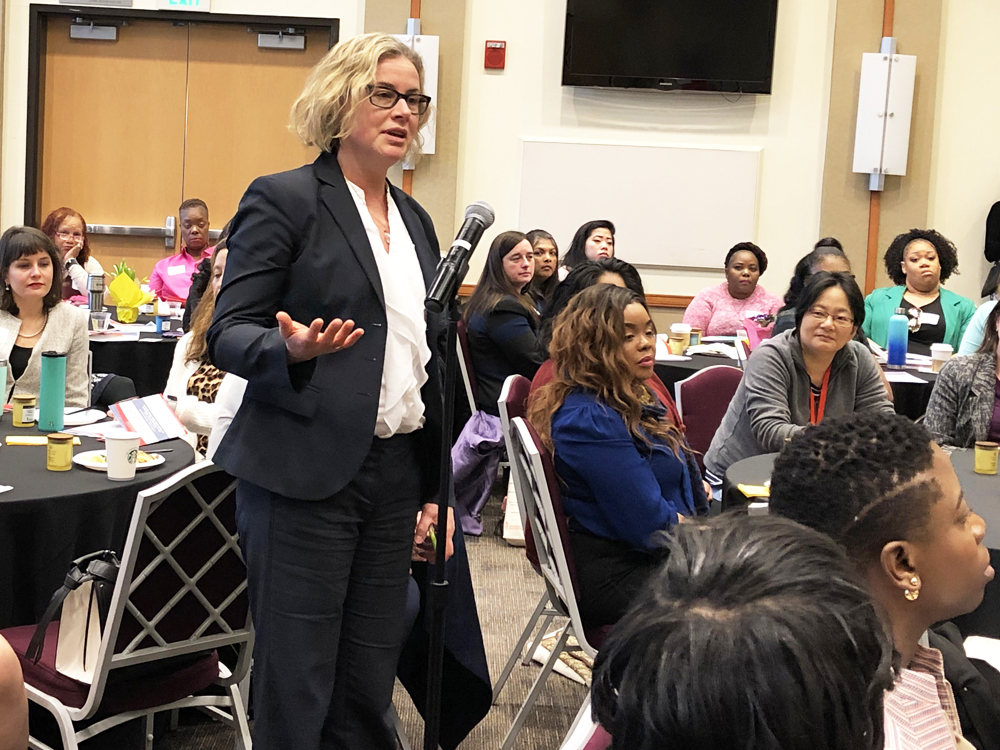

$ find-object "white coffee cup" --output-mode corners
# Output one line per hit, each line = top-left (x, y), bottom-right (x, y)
(105, 430), (141, 481)
(930, 343), (954, 373)
(669, 323), (692, 349)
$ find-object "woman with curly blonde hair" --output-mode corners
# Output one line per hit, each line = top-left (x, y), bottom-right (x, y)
(529, 284), (708, 629)
(207, 33), (450, 750)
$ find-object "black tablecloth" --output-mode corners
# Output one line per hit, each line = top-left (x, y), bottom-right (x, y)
(90, 333), (178, 397)
(656, 355), (937, 420)
(888, 368), (937, 421)
(0, 420), (194, 628)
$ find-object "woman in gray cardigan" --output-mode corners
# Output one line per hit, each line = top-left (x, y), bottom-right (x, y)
(705, 272), (894, 477)
(925, 301), (1000, 448)
(0, 227), (89, 407)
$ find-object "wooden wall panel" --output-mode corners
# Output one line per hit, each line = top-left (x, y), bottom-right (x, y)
(819, 0), (943, 290)
(184, 24), (327, 228)
(39, 17), (188, 279)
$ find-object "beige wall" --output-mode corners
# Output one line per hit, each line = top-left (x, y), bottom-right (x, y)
(454, 0), (839, 299)
(927, 3), (1000, 301)
(819, 0), (997, 304)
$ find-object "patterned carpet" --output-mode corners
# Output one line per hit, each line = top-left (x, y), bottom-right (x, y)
(155, 494), (587, 750)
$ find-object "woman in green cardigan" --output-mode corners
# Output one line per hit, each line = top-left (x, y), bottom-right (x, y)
(863, 228), (976, 353)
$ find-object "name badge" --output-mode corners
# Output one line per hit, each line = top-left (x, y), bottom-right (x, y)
(167, 265), (187, 276)
(918, 312), (940, 326)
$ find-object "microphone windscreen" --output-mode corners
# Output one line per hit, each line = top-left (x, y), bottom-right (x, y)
(465, 201), (495, 228)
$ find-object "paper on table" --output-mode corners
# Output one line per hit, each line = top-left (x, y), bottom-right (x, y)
(109, 321), (155, 331)
(737, 483), (770, 498)
(64, 420), (124, 439)
(110, 394), (189, 445)
(655, 335), (693, 362)
(884, 371), (928, 384)
(90, 331), (140, 342)
(686, 344), (739, 360)
(0, 486), (11, 495)
(964, 636), (1000, 675)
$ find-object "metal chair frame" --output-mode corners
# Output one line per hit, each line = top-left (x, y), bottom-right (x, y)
(501, 417), (598, 750)
(23, 462), (253, 750)
(492, 376), (558, 704)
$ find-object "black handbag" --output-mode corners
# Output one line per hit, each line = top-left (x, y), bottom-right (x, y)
(26, 550), (120, 683)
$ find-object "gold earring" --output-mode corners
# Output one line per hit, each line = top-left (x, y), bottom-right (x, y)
(904, 576), (920, 601)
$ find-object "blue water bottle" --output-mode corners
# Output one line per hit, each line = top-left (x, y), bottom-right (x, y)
(886, 307), (909, 370)
(38, 351), (66, 432)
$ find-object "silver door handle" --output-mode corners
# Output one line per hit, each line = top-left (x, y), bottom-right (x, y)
(86, 216), (176, 248)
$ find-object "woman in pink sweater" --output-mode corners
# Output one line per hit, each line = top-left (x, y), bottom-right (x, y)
(683, 242), (782, 336)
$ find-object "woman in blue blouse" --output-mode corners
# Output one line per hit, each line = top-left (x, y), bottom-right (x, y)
(529, 284), (708, 629)
(464, 231), (542, 417)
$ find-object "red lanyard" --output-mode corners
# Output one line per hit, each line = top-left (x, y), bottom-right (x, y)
(809, 368), (831, 425)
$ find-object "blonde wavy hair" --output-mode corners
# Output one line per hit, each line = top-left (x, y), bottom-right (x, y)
(290, 33), (430, 157)
(528, 284), (688, 458)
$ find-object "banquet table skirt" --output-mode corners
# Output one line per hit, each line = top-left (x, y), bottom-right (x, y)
(0, 421), (195, 628)
(90, 333), (178, 397)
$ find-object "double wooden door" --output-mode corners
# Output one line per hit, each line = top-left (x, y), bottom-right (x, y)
(36, 14), (330, 280)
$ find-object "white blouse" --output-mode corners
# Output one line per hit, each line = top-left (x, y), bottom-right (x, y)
(345, 179), (431, 438)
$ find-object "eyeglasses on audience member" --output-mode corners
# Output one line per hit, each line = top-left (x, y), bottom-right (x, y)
(805, 307), (854, 327)
(367, 85), (431, 115)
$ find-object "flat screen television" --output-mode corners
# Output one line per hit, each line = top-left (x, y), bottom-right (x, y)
(562, 0), (780, 94)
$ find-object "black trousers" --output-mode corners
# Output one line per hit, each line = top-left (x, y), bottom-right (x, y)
(569, 530), (662, 631)
(236, 431), (423, 750)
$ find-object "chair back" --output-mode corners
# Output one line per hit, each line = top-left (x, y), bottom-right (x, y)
(499, 374), (534, 548)
(674, 365), (743, 472)
(456, 318), (478, 414)
(509, 417), (594, 657)
(80, 463), (251, 716)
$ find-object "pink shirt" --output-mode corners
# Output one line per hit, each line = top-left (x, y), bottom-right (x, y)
(884, 644), (965, 750)
(682, 281), (782, 337)
(149, 246), (213, 302)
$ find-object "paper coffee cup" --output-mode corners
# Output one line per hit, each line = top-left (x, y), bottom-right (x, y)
(105, 430), (141, 481)
(930, 343), (953, 373)
(667, 334), (686, 356)
(669, 324), (691, 350)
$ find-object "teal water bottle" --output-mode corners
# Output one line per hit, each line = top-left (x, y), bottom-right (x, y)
(886, 307), (909, 370)
(38, 351), (66, 432)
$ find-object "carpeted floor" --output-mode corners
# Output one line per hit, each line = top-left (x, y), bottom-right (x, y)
(156, 490), (586, 750)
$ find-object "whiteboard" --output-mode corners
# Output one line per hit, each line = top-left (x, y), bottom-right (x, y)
(518, 139), (761, 269)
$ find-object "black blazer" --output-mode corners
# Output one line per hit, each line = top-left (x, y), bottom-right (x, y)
(207, 151), (444, 501)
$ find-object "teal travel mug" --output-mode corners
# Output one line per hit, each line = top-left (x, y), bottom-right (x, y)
(38, 351), (66, 432)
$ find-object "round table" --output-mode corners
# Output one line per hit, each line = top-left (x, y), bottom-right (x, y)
(0, 420), (194, 628)
(90, 333), (178, 397)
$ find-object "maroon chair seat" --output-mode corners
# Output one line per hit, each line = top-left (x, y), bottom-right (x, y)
(3, 621), (219, 716)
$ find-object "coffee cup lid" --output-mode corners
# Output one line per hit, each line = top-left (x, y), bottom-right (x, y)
(930, 343), (953, 352)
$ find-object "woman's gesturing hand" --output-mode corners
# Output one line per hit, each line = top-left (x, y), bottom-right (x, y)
(276, 311), (364, 363)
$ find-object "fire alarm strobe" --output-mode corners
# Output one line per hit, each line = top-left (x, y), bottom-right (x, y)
(485, 40), (506, 70)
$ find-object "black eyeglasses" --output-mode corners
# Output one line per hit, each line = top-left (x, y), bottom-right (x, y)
(367, 85), (431, 116)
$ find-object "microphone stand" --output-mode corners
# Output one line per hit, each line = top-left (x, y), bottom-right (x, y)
(422, 271), (465, 750)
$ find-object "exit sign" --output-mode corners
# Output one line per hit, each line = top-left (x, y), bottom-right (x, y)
(159, 0), (211, 10)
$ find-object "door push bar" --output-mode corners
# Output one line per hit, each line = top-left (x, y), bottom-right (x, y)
(87, 216), (176, 248)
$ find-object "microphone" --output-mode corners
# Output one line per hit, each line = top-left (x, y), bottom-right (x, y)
(424, 201), (495, 314)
